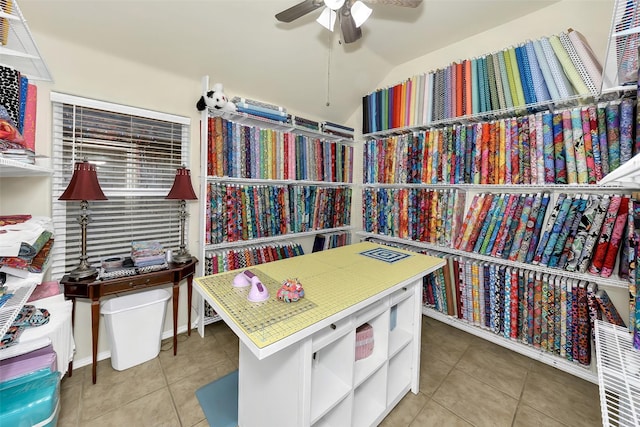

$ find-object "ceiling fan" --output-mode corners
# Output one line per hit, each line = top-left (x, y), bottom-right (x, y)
(275, 0), (423, 44)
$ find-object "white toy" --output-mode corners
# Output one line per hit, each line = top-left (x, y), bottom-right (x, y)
(196, 82), (237, 112)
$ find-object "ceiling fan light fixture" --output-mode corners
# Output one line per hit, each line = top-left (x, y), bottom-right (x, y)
(316, 7), (337, 31)
(351, 1), (372, 28)
(324, 0), (345, 10)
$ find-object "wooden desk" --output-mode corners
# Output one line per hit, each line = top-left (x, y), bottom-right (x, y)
(61, 257), (198, 384)
(194, 243), (444, 426)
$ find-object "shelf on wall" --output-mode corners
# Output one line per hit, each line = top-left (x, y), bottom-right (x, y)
(207, 108), (354, 144)
(0, 1), (52, 81)
(358, 232), (632, 290)
(206, 226), (354, 252)
(206, 176), (352, 187)
(0, 157), (52, 177)
(361, 182), (640, 191)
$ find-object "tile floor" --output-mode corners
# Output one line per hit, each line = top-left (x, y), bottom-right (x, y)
(57, 316), (603, 427)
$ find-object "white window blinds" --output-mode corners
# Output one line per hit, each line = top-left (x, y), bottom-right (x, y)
(50, 92), (191, 280)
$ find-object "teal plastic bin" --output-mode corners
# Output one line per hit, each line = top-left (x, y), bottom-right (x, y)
(0, 368), (60, 426)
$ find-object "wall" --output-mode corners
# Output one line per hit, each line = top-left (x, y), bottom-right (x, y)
(2, 0), (618, 366)
(1, 31), (205, 365)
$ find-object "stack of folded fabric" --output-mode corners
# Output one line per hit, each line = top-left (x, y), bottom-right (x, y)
(0, 216), (54, 279)
(231, 97), (288, 122)
(321, 121), (354, 139)
(290, 114), (320, 131)
(130, 241), (166, 268)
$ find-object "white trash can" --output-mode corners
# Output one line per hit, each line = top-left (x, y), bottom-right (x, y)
(101, 288), (171, 371)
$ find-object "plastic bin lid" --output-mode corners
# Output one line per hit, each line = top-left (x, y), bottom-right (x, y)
(101, 288), (171, 315)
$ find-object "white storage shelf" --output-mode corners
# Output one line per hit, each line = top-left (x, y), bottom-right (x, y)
(0, 157), (52, 177)
(595, 320), (640, 427)
(0, 1), (52, 81)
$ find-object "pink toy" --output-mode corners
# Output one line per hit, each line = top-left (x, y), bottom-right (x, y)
(276, 278), (305, 303)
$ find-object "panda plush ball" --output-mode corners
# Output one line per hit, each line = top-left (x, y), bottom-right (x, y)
(196, 83), (237, 112)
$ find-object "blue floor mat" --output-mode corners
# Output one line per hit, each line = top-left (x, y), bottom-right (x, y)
(195, 369), (238, 427)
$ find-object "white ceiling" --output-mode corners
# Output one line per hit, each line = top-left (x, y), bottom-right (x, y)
(20, 0), (559, 123)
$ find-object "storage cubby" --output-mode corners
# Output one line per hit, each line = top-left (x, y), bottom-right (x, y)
(388, 289), (415, 358)
(387, 342), (414, 407)
(353, 366), (387, 427)
(311, 394), (352, 427)
(354, 303), (390, 387)
(310, 332), (354, 424)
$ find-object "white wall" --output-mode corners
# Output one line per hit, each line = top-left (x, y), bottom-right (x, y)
(1, 31), (205, 364)
(2, 0), (618, 366)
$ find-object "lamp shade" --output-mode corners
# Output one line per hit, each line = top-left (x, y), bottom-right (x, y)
(351, 1), (372, 28)
(59, 160), (107, 201)
(166, 167), (198, 200)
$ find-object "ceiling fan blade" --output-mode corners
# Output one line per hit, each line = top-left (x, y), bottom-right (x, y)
(362, 0), (422, 7)
(275, 0), (324, 23)
(340, 10), (362, 44)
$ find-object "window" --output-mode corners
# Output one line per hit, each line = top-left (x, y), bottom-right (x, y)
(50, 93), (191, 279)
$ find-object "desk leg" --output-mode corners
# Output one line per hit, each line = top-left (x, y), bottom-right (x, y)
(172, 282), (179, 356)
(68, 298), (76, 377)
(187, 276), (193, 336)
(91, 299), (100, 384)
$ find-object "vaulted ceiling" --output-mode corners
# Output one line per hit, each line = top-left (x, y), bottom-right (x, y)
(20, 0), (559, 123)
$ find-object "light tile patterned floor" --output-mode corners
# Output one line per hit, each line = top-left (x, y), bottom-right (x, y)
(57, 317), (602, 427)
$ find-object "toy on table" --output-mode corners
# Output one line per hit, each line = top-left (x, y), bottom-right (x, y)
(276, 278), (304, 303)
(233, 270), (269, 302)
(196, 83), (237, 113)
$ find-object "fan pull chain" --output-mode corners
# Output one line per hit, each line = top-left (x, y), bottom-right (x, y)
(326, 32), (332, 107)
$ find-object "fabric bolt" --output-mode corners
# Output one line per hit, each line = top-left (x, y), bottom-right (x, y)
(470, 60), (479, 115)
(589, 194), (623, 275)
(549, 34), (589, 95)
(507, 47), (526, 107)
(542, 112), (555, 183)
(600, 196), (630, 278)
(527, 115), (537, 183)
(562, 109), (578, 184)
(567, 29), (603, 93)
(526, 271), (535, 345)
(579, 107), (596, 184)
(597, 104), (610, 176)
(517, 193), (544, 263)
(557, 194), (590, 268)
(587, 106), (603, 181)
(492, 194), (521, 258)
(540, 36), (573, 99)
(501, 195), (526, 259)
(507, 194), (535, 261)
(532, 39), (561, 101)
(606, 102), (621, 172)
(533, 272), (543, 348)
(570, 107), (589, 184)
(505, 119), (512, 183)
(473, 193), (502, 253)
(497, 50), (515, 109)
(575, 195), (612, 274)
(476, 58), (487, 113)
(510, 268), (519, 340)
(577, 283), (591, 365)
(535, 113), (545, 184)
(511, 118), (521, 184)
(548, 195), (587, 268)
(498, 120), (507, 184)
(541, 274), (550, 351)
(533, 193), (567, 265)
(526, 192), (551, 264)
(539, 195), (574, 266)
(517, 45), (537, 105)
(519, 116), (530, 184)
(444, 65), (452, 119)
(525, 41), (552, 103)
(486, 54), (500, 111)
(481, 194), (507, 255)
(559, 31), (597, 96)
(491, 53), (507, 109)
(455, 193), (486, 250)
(560, 277), (568, 358)
(553, 112), (567, 184)
(619, 98), (634, 165)
(504, 48), (520, 107)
